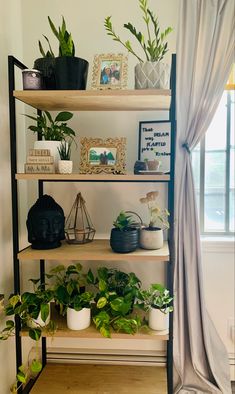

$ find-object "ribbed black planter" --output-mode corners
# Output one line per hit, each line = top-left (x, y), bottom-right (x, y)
(110, 228), (139, 253)
(55, 56), (89, 90)
(34, 57), (56, 89)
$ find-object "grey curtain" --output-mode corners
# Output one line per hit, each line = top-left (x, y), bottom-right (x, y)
(174, 0), (235, 393)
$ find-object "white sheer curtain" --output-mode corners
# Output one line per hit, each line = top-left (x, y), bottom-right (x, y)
(174, 0), (235, 393)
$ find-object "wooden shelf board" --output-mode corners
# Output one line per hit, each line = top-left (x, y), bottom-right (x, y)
(15, 173), (170, 182)
(18, 240), (169, 262)
(30, 363), (167, 394)
(13, 89), (171, 111)
(21, 305), (169, 340)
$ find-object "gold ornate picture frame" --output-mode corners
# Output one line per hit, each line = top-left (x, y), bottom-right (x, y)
(91, 53), (128, 90)
(80, 137), (126, 174)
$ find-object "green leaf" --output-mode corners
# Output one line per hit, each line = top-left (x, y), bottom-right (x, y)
(38, 40), (46, 57)
(48, 16), (59, 39)
(100, 326), (110, 338)
(29, 328), (41, 341)
(50, 264), (65, 274)
(97, 297), (107, 309)
(29, 278), (40, 285)
(6, 320), (14, 328)
(55, 111), (73, 122)
(40, 303), (49, 323)
(86, 269), (95, 284)
(16, 371), (27, 384)
(30, 359), (42, 373)
(98, 279), (107, 292)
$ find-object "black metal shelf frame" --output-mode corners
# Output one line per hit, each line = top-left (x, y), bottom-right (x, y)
(8, 54), (176, 394)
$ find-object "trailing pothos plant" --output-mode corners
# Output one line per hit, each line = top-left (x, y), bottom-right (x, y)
(87, 267), (142, 337)
(136, 283), (173, 314)
(0, 279), (55, 392)
(47, 263), (92, 315)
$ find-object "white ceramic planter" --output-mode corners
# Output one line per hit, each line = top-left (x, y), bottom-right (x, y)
(58, 160), (73, 174)
(135, 62), (170, 89)
(67, 307), (91, 330)
(27, 305), (51, 328)
(149, 307), (168, 331)
(34, 140), (61, 171)
(139, 228), (163, 250)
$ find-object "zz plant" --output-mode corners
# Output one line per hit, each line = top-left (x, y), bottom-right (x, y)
(104, 0), (172, 63)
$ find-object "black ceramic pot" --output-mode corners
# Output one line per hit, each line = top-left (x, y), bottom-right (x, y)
(134, 160), (147, 174)
(33, 58), (56, 89)
(54, 56), (89, 90)
(110, 228), (139, 253)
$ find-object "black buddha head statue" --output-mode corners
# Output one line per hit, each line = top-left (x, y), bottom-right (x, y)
(27, 194), (65, 249)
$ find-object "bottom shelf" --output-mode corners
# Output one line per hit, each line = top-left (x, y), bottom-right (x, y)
(30, 363), (167, 394)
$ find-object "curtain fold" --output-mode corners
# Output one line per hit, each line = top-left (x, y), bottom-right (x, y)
(174, 0), (235, 393)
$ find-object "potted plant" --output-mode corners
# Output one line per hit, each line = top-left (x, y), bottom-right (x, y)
(139, 191), (169, 249)
(144, 158), (161, 171)
(57, 139), (73, 174)
(104, 0), (172, 89)
(52, 267), (93, 330)
(110, 211), (139, 253)
(48, 16), (89, 90)
(25, 110), (76, 170)
(87, 267), (142, 338)
(136, 283), (173, 330)
(33, 35), (56, 90)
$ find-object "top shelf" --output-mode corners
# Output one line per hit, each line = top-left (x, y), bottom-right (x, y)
(13, 89), (171, 111)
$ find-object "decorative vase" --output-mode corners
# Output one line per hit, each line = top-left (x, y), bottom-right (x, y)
(34, 140), (61, 172)
(67, 307), (91, 330)
(33, 58), (56, 89)
(149, 307), (168, 331)
(146, 160), (160, 171)
(58, 160), (73, 174)
(139, 227), (163, 250)
(135, 62), (170, 89)
(27, 304), (51, 329)
(110, 228), (139, 253)
(54, 57), (89, 90)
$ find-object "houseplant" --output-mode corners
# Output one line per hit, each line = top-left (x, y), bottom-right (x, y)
(87, 267), (142, 337)
(57, 139), (73, 174)
(136, 283), (173, 330)
(110, 211), (140, 253)
(48, 16), (89, 89)
(25, 110), (76, 170)
(33, 35), (56, 89)
(51, 264), (93, 330)
(104, 0), (172, 89)
(139, 191), (169, 249)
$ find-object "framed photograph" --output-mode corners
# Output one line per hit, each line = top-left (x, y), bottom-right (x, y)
(91, 53), (128, 90)
(80, 137), (126, 174)
(138, 120), (171, 173)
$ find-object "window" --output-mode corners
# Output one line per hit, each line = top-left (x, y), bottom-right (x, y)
(192, 71), (235, 236)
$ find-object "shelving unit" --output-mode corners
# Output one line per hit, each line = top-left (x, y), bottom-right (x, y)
(8, 54), (176, 393)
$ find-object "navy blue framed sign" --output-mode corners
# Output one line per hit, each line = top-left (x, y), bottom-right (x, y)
(138, 120), (171, 173)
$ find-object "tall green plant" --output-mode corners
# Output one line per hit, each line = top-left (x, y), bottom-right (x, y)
(48, 16), (75, 57)
(104, 0), (172, 63)
(38, 35), (55, 58)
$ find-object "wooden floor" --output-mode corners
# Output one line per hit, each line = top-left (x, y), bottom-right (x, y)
(30, 364), (167, 394)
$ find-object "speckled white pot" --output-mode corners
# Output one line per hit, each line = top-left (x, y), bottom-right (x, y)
(58, 160), (73, 174)
(139, 228), (163, 250)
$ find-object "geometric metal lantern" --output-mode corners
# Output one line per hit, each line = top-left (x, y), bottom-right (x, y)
(65, 192), (96, 244)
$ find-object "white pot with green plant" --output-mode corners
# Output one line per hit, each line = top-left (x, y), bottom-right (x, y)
(104, 0), (172, 89)
(58, 140), (73, 174)
(25, 110), (76, 171)
(139, 191), (169, 249)
(136, 283), (173, 331)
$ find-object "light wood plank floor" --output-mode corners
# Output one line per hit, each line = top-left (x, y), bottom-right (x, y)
(30, 364), (167, 394)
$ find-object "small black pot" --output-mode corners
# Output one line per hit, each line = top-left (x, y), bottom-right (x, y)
(110, 228), (139, 253)
(55, 56), (89, 90)
(33, 58), (56, 89)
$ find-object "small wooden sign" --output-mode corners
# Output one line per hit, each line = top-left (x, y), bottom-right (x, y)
(26, 155), (54, 164)
(28, 149), (51, 156)
(25, 163), (55, 173)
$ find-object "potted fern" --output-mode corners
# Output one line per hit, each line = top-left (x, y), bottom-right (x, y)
(58, 140), (73, 174)
(104, 0), (172, 89)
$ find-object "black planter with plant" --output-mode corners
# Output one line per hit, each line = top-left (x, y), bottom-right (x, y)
(110, 211), (140, 253)
(48, 16), (89, 90)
